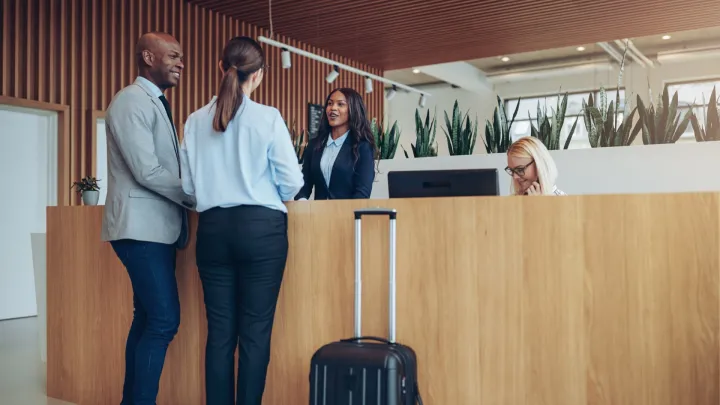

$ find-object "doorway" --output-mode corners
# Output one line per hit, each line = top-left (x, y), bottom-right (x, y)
(0, 104), (59, 321)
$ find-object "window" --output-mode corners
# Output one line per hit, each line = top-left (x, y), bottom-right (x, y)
(665, 79), (720, 142)
(505, 89), (626, 149)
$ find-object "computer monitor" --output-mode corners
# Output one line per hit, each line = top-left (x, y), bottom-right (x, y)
(387, 168), (500, 198)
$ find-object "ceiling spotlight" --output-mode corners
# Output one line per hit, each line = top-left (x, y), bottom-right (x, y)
(365, 77), (373, 93)
(412, 69), (420, 74)
(501, 56), (510, 62)
(281, 48), (291, 69)
(662, 35), (671, 40)
(325, 65), (340, 83)
(418, 94), (427, 108)
(576, 46), (586, 51)
(386, 85), (397, 101)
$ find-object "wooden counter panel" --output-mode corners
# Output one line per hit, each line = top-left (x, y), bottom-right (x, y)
(47, 194), (720, 404)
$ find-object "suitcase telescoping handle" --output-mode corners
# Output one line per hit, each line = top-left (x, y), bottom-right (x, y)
(353, 208), (398, 343)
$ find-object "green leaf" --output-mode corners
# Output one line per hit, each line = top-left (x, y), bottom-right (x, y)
(626, 109), (643, 145)
(671, 108), (693, 143)
(602, 101), (615, 147)
(564, 116), (579, 150)
(691, 112), (705, 142)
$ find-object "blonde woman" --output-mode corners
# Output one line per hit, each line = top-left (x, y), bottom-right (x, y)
(505, 136), (566, 196)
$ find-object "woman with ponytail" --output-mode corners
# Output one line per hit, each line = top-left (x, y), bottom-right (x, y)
(179, 36), (303, 405)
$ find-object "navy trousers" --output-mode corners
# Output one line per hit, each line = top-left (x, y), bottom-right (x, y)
(196, 205), (288, 405)
(111, 239), (180, 405)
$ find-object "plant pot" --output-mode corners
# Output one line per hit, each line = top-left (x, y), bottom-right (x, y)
(82, 190), (99, 206)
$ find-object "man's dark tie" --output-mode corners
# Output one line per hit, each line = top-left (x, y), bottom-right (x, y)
(158, 95), (180, 173)
(158, 95), (189, 249)
(158, 95), (176, 136)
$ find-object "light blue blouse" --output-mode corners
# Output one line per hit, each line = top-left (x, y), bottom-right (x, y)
(319, 131), (349, 187)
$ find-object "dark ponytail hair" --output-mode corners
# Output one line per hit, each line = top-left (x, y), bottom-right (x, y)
(213, 36), (265, 132)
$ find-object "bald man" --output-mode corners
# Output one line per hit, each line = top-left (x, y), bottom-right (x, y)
(102, 32), (194, 405)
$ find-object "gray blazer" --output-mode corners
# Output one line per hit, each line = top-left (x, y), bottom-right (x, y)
(101, 78), (194, 247)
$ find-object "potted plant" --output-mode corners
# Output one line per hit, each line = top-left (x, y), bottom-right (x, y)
(582, 44), (642, 148)
(371, 118), (402, 159)
(443, 100), (478, 155)
(403, 108), (438, 158)
(583, 88), (642, 147)
(690, 86), (720, 142)
(71, 176), (101, 206)
(636, 87), (693, 144)
(483, 95), (519, 154)
(529, 91), (579, 150)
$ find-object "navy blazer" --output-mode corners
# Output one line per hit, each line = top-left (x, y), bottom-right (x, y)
(295, 135), (375, 200)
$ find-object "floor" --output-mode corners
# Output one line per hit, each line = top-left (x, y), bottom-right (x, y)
(0, 317), (74, 405)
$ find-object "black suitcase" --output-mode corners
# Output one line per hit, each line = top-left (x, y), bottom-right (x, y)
(309, 208), (424, 405)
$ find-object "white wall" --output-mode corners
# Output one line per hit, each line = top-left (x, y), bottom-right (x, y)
(371, 141), (720, 199)
(0, 106), (58, 320)
(385, 54), (720, 156)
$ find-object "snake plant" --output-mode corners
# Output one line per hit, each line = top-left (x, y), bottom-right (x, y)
(529, 91), (579, 150)
(637, 87), (693, 144)
(483, 95), (518, 153)
(403, 108), (438, 158)
(443, 100), (478, 155)
(689, 86), (720, 142)
(371, 118), (402, 159)
(582, 89), (642, 147)
(581, 43), (640, 147)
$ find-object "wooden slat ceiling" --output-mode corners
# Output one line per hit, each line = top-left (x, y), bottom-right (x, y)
(188, 0), (720, 70)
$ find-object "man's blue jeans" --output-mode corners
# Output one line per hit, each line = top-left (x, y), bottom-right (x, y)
(111, 239), (180, 405)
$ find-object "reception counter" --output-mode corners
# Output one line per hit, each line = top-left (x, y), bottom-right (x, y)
(47, 194), (719, 405)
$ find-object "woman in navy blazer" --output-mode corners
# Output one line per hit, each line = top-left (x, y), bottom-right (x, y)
(295, 88), (378, 200)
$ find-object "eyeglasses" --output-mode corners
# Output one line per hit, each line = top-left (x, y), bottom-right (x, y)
(505, 160), (534, 177)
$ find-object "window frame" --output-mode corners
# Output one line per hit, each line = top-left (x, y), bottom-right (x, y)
(664, 78), (720, 142)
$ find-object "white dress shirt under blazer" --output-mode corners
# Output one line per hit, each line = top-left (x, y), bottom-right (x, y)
(180, 95), (304, 213)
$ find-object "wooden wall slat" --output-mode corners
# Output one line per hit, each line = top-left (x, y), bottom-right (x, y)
(49, 0), (57, 109)
(0, 0), (383, 206)
(38, 0), (47, 102)
(89, 0), (97, 111)
(13, 0), (22, 98)
(25, 0), (34, 100)
(1, 2), (7, 94)
(68, 0), (79, 204)
(79, 0), (88, 182)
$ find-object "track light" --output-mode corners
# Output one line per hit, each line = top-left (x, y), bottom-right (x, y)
(365, 77), (373, 93)
(326, 65), (340, 83)
(386, 85), (397, 100)
(419, 94), (426, 108)
(257, 36), (430, 99)
(281, 48), (291, 69)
